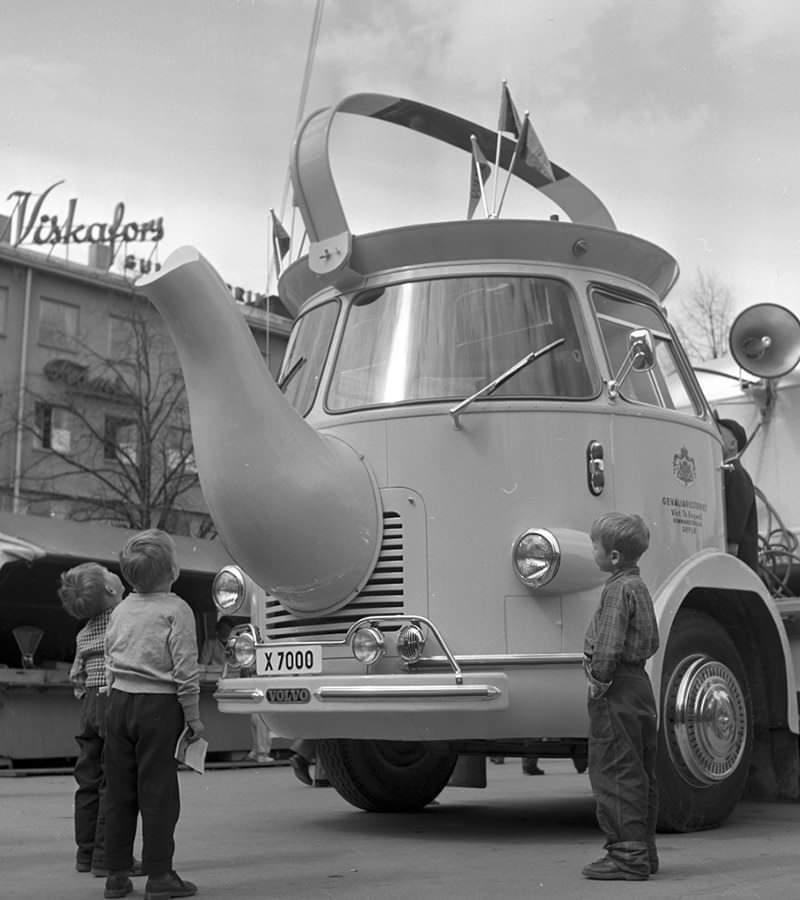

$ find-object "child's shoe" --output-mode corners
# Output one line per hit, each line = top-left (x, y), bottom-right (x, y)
(144, 870), (198, 900)
(94, 858), (145, 877)
(76, 854), (92, 873)
(582, 855), (648, 881)
(104, 872), (134, 898)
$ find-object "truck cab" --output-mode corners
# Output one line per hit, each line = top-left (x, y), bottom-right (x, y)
(141, 93), (800, 832)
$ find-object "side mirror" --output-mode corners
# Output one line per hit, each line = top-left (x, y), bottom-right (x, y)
(627, 329), (656, 372)
(607, 329), (655, 399)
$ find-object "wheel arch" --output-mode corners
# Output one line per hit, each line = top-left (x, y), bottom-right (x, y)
(650, 549), (798, 734)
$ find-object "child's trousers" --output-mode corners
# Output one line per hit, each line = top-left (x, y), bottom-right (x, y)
(74, 688), (107, 868)
(104, 690), (184, 876)
(587, 663), (658, 877)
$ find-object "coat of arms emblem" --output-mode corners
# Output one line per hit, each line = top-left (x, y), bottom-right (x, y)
(673, 446), (696, 486)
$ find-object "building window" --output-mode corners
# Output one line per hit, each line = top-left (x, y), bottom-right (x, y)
(34, 403), (73, 453)
(39, 297), (79, 351)
(108, 314), (135, 359)
(0, 286), (8, 336)
(166, 427), (197, 474)
(105, 417), (138, 463)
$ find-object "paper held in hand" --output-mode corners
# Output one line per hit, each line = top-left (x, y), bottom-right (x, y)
(175, 725), (208, 774)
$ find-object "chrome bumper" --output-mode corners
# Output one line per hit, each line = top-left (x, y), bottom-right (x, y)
(214, 682), (502, 703)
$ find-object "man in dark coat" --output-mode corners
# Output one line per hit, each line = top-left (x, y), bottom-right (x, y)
(717, 417), (759, 572)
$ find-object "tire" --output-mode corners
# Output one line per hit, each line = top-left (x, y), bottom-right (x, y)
(316, 738), (458, 812)
(657, 610), (753, 832)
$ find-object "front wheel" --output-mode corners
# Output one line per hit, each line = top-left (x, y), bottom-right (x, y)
(657, 610), (753, 832)
(316, 739), (458, 812)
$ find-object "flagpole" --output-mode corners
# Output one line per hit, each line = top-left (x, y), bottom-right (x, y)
(496, 111), (528, 218)
(490, 80), (507, 217)
(268, 0), (325, 296)
(279, 0), (324, 223)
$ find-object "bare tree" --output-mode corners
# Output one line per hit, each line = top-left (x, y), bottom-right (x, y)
(671, 269), (735, 363)
(14, 296), (213, 535)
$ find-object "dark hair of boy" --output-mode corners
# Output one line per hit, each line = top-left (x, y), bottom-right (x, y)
(58, 562), (112, 620)
(119, 529), (178, 593)
(590, 512), (650, 564)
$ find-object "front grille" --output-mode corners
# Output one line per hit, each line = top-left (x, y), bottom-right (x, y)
(264, 510), (405, 640)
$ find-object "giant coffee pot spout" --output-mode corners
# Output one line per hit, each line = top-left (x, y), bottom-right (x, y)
(139, 247), (380, 615)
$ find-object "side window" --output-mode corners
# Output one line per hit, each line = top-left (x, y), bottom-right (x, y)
(592, 290), (701, 415)
(279, 300), (339, 417)
(39, 297), (79, 351)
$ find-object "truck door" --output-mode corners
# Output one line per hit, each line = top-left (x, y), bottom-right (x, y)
(590, 288), (723, 592)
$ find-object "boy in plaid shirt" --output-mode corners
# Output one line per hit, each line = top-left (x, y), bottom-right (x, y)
(59, 562), (133, 877)
(582, 513), (660, 881)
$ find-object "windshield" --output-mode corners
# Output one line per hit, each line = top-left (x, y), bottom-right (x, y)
(327, 276), (597, 410)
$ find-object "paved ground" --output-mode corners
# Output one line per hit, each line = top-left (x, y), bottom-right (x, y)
(3, 759), (800, 899)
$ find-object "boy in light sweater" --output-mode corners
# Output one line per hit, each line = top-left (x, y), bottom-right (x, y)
(103, 529), (203, 900)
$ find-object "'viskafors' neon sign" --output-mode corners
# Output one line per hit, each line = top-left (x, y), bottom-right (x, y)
(7, 180), (164, 247)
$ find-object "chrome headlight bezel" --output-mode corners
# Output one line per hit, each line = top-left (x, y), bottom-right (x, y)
(232, 630), (257, 668)
(396, 623), (426, 663)
(212, 566), (247, 614)
(351, 625), (385, 665)
(512, 528), (561, 588)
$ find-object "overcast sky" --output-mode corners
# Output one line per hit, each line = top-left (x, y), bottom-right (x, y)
(4, 0), (800, 321)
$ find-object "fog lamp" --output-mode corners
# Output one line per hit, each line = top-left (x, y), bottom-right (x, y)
(397, 623), (426, 662)
(233, 631), (256, 668)
(352, 626), (385, 665)
(512, 528), (560, 588)
(212, 566), (246, 613)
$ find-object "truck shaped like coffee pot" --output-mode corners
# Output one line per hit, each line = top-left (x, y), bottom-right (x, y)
(141, 93), (800, 831)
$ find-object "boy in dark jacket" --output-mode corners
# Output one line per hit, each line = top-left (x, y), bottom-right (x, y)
(59, 562), (133, 877)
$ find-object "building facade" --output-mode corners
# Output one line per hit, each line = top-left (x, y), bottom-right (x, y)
(0, 223), (292, 536)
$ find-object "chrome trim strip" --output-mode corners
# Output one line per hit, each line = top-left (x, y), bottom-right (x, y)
(213, 689), (265, 702)
(414, 653), (585, 669)
(315, 684), (501, 701)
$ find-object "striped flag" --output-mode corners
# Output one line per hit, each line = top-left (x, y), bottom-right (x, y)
(468, 136), (492, 219)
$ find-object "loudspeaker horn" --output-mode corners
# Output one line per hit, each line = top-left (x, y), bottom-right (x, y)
(729, 302), (800, 379)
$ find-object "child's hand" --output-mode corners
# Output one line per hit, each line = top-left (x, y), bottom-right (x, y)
(186, 719), (205, 741)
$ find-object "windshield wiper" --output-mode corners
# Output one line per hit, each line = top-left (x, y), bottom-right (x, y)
(277, 356), (306, 391)
(449, 338), (565, 429)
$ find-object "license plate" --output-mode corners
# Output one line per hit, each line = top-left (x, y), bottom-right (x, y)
(256, 645), (322, 676)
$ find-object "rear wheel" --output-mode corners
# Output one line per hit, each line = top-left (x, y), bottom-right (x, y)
(657, 610), (752, 832)
(316, 738), (458, 812)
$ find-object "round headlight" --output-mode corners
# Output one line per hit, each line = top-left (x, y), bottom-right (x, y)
(352, 626), (385, 665)
(397, 623), (426, 663)
(213, 566), (246, 613)
(233, 631), (256, 668)
(512, 529), (561, 588)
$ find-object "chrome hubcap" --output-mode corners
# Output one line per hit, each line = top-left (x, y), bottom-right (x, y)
(664, 654), (748, 786)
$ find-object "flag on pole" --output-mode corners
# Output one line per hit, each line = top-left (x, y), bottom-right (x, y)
(468, 136), (492, 220)
(497, 81), (522, 137)
(270, 209), (290, 277)
(517, 114), (555, 183)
